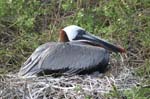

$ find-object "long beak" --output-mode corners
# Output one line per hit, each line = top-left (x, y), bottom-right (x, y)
(74, 33), (125, 53)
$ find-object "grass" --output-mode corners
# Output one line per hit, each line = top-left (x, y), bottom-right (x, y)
(0, 0), (150, 98)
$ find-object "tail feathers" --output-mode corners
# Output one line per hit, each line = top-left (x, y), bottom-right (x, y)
(18, 55), (41, 77)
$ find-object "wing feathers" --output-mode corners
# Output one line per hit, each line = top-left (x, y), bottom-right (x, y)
(18, 42), (109, 77)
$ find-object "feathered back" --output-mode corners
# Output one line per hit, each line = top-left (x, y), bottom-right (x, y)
(18, 42), (109, 77)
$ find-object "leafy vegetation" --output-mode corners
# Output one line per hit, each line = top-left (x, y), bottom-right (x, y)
(0, 0), (150, 98)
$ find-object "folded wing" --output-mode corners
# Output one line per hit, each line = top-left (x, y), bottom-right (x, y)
(18, 42), (109, 77)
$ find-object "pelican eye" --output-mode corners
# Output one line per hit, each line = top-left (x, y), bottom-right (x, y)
(72, 29), (87, 40)
(77, 29), (86, 35)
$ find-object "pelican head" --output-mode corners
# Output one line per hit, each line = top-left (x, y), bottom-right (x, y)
(59, 25), (125, 53)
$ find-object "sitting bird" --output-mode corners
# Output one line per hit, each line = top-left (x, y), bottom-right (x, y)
(18, 25), (125, 77)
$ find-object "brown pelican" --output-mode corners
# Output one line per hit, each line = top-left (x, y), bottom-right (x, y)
(18, 25), (125, 77)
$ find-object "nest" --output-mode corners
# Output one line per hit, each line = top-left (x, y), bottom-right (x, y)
(0, 54), (141, 99)
(0, 69), (140, 99)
